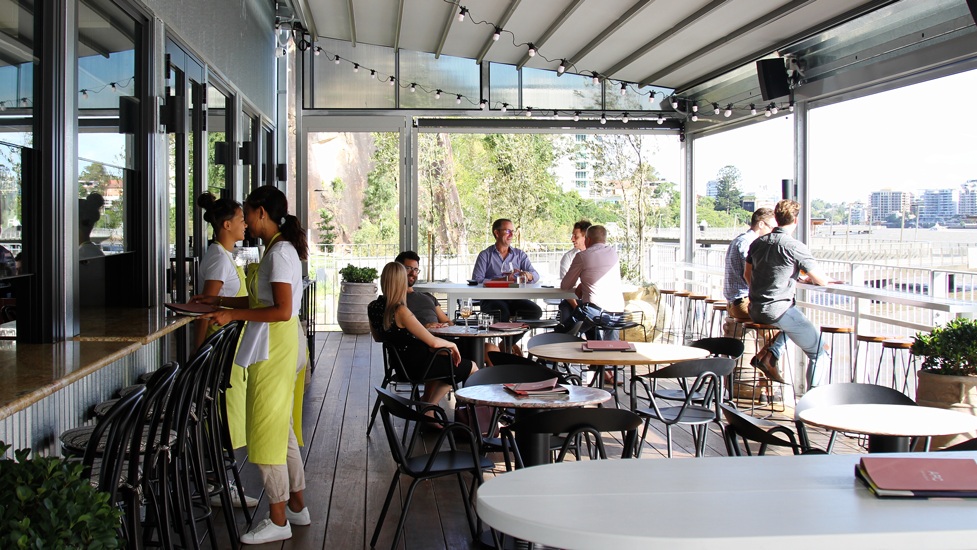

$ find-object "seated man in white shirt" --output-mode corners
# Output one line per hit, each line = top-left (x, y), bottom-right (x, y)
(560, 225), (625, 341)
(557, 220), (591, 324)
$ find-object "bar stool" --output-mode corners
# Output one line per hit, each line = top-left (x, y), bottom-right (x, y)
(743, 322), (793, 415)
(684, 294), (709, 343)
(671, 290), (691, 344)
(815, 326), (854, 384)
(877, 338), (919, 396)
(853, 334), (890, 384)
(656, 289), (677, 343)
(706, 300), (728, 338)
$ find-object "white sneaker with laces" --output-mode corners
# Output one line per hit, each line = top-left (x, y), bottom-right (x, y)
(240, 518), (291, 544)
(285, 506), (311, 526)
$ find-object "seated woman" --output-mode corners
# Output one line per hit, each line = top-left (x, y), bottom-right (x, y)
(372, 262), (476, 410)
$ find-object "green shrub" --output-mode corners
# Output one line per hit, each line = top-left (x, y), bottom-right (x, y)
(339, 264), (378, 283)
(0, 442), (123, 549)
(912, 318), (977, 376)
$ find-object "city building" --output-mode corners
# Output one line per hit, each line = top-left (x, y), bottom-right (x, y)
(960, 181), (977, 218)
(919, 188), (957, 226)
(869, 190), (914, 223)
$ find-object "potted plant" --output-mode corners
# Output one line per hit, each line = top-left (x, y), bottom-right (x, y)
(337, 264), (379, 334)
(0, 442), (123, 548)
(912, 318), (977, 449)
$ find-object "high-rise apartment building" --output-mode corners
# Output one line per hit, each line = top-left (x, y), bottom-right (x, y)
(919, 188), (957, 225)
(960, 181), (977, 218)
(869, 189), (913, 223)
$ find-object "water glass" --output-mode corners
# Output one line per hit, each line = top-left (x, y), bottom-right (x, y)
(479, 314), (493, 331)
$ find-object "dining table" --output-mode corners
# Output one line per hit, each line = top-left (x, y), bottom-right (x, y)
(454, 383), (611, 467)
(412, 281), (575, 318)
(476, 451), (977, 550)
(527, 341), (711, 410)
(427, 324), (528, 369)
(798, 403), (977, 453)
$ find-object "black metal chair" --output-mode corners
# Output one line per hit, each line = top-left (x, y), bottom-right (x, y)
(794, 382), (917, 453)
(635, 357), (734, 457)
(650, 337), (744, 404)
(500, 407), (643, 467)
(574, 301), (647, 342)
(371, 387), (493, 550)
(721, 403), (805, 456)
(366, 297), (457, 437)
(939, 437), (977, 451)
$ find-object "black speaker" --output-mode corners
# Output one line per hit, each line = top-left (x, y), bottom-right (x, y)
(276, 163), (288, 182)
(968, 0), (977, 23)
(756, 59), (790, 101)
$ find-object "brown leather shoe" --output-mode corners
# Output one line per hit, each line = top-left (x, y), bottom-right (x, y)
(750, 350), (785, 384)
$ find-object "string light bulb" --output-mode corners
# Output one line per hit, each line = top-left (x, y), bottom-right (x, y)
(691, 113), (698, 122)
(389, 76), (395, 86)
(353, 63), (359, 72)
(370, 69), (376, 78)
(600, 113), (607, 125)
(691, 103), (698, 113)
(622, 112), (629, 124)
(409, 83), (416, 92)
(713, 103), (720, 115)
(479, 99), (486, 110)
(81, 89), (89, 99)
(648, 91), (656, 103)
(750, 103), (756, 115)
(313, 47), (321, 56)
(456, 94), (462, 104)
(620, 82), (627, 95)
(501, 103), (508, 112)
(670, 96), (679, 109)
(724, 104), (733, 117)
(771, 104), (779, 115)
(457, 6), (467, 22)
(557, 60), (566, 74)
(492, 27), (501, 41)
(20, 98), (26, 107)
(527, 43), (537, 57)
(592, 72), (600, 85)
(334, 55), (341, 65)
(0, 101), (5, 111)
(657, 114), (664, 124)
(789, 101), (795, 112)
(573, 111), (580, 122)
(435, 89), (442, 99)
(525, 107), (533, 117)
(765, 106), (772, 117)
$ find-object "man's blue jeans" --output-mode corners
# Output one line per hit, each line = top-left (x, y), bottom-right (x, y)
(767, 307), (828, 388)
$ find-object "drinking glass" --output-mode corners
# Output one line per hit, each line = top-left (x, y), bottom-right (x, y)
(479, 313), (493, 331)
(459, 298), (474, 332)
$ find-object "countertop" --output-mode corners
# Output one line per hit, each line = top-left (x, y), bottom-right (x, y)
(73, 306), (194, 344)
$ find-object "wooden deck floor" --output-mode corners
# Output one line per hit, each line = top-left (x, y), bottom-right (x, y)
(216, 331), (862, 550)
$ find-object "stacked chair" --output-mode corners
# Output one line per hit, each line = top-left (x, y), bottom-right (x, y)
(59, 321), (246, 549)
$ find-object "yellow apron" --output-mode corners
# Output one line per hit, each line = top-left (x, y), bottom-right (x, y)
(205, 249), (249, 449)
(242, 237), (307, 465)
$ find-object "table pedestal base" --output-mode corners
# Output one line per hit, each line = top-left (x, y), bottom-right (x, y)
(867, 434), (910, 453)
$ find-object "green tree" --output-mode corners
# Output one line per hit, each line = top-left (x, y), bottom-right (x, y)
(713, 165), (743, 215)
(360, 132), (399, 244)
(316, 208), (337, 245)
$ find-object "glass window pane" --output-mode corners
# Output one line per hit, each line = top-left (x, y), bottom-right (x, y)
(309, 38), (395, 108)
(400, 51), (478, 109)
(77, 0), (140, 257)
(522, 67), (602, 111)
(207, 85), (228, 197)
(489, 63), (519, 109)
(0, 0), (35, 278)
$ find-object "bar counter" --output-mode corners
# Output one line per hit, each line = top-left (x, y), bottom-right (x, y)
(73, 307), (194, 344)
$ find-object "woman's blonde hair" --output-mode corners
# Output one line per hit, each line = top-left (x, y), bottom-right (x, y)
(381, 261), (408, 330)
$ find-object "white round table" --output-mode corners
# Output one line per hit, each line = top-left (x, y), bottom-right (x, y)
(799, 403), (977, 452)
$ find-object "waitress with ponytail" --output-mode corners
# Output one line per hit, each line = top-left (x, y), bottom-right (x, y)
(194, 192), (258, 508)
(194, 185), (310, 544)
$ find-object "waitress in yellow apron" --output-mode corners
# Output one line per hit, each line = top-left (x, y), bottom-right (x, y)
(194, 192), (258, 508)
(195, 185), (310, 545)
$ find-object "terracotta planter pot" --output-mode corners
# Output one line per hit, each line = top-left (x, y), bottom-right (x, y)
(915, 370), (977, 450)
(337, 281), (377, 335)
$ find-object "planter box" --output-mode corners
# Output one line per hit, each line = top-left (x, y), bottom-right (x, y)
(915, 370), (977, 450)
(337, 282), (377, 335)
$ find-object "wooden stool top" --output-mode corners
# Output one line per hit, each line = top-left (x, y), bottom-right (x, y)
(882, 338), (914, 349)
(689, 294), (708, 300)
(659, 289), (678, 295)
(819, 326), (854, 334)
(711, 302), (728, 309)
(674, 291), (692, 297)
(705, 298), (720, 303)
(856, 334), (890, 343)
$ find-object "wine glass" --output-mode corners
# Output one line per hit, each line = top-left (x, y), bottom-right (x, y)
(459, 298), (474, 332)
(502, 260), (513, 279)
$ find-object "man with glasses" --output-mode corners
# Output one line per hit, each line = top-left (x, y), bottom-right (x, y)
(723, 208), (776, 338)
(394, 250), (450, 328)
(471, 218), (542, 322)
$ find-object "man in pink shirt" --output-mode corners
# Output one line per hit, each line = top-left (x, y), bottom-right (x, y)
(560, 225), (625, 340)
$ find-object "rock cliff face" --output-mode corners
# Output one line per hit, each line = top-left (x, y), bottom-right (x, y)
(307, 132), (374, 244)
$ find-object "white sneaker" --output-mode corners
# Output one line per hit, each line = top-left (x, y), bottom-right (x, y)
(240, 518), (291, 544)
(210, 486), (259, 508)
(285, 504), (312, 525)
(285, 506), (311, 526)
